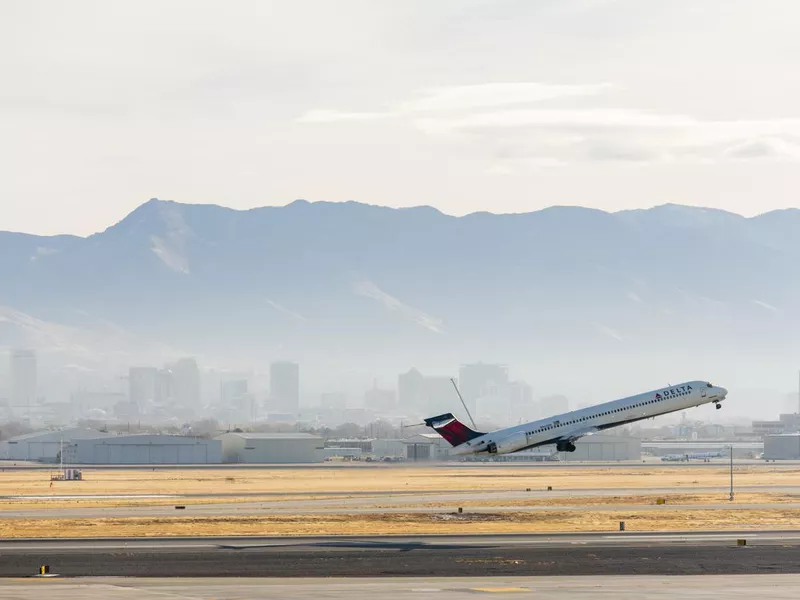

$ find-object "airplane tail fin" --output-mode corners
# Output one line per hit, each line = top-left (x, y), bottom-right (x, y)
(424, 413), (485, 447)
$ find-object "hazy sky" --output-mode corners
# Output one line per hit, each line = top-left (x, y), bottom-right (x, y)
(4, 0), (800, 235)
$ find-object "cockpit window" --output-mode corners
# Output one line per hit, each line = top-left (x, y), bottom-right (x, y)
(707, 382), (713, 388)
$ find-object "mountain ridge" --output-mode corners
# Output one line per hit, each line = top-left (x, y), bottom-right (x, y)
(5, 198), (791, 241)
(2, 197), (800, 410)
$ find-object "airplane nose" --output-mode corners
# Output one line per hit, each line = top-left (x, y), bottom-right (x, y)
(719, 387), (728, 398)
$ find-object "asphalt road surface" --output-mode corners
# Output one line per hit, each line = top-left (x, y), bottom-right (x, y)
(4, 499), (800, 519)
(1, 532), (799, 577)
(0, 575), (799, 599)
(0, 460), (786, 471)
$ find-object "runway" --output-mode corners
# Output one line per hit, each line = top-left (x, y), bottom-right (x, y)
(0, 575), (798, 599)
(1, 532), (800, 577)
(4, 499), (800, 519)
(0, 459), (788, 471)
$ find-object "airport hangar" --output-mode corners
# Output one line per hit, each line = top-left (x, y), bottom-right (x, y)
(65, 434), (222, 464)
(0, 427), (112, 461)
(218, 432), (324, 463)
(764, 434), (800, 460)
(335, 433), (641, 461)
(498, 434), (641, 461)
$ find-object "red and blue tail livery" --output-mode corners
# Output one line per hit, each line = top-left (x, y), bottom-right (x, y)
(423, 413), (485, 447)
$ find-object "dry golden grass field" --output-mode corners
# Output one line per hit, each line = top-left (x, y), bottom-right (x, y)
(4, 509), (800, 538)
(3, 464), (800, 497)
(2, 464), (800, 537)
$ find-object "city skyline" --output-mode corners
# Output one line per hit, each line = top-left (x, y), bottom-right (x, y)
(1, 348), (786, 430)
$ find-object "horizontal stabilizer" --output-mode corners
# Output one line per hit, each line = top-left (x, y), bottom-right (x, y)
(424, 412), (485, 447)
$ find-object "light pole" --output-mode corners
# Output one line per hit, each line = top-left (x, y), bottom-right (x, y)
(729, 445), (734, 502)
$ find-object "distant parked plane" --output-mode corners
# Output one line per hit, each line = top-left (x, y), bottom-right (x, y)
(426, 381), (728, 456)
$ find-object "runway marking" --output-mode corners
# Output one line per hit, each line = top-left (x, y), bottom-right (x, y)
(411, 588), (442, 592)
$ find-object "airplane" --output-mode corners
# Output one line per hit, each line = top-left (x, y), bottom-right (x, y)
(686, 451), (724, 462)
(661, 454), (689, 462)
(424, 381), (728, 456)
(660, 451), (724, 462)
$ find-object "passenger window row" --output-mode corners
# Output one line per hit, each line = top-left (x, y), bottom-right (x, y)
(526, 392), (681, 436)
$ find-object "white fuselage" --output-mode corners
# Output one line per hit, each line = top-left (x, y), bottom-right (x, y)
(451, 381), (728, 456)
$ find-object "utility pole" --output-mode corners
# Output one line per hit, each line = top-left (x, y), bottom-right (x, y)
(729, 445), (734, 502)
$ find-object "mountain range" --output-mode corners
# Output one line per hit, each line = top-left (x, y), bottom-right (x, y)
(2, 198), (800, 409)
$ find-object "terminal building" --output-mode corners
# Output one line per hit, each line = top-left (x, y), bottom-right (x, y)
(217, 432), (324, 463)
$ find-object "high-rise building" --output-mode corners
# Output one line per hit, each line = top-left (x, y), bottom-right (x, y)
(398, 368), (424, 410)
(458, 363), (509, 415)
(169, 358), (201, 406)
(10, 349), (37, 417)
(221, 379), (249, 406)
(220, 379), (254, 421)
(320, 392), (347, 410)
(156, 368), (173, 403)
(398, 369), (456, 415)
(270, 361), (299, 414)
(364, 379), (396, 412)
(129, 367), (159, 407)
(421, 375), (455, 416)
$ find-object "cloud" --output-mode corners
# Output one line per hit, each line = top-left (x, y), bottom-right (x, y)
(296, 82), (610, 123)
(296, 109), (390, 123)
(353, 280), (444, 334)
(301, 83), (800, 167)
(485, 164), (515, 175)
(723, 137), (800, 162)
(265, 298), (307, 322)
(398, 82), (612, 112)
(593, 323), (623, 341)
(751, 299), (778, 312)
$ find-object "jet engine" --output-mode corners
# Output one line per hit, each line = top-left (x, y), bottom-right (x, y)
(492, 431), (530, 455)
(556, 441), (577, 452)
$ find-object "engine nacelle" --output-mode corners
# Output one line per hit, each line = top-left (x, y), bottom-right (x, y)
(556, 440), (577, 453)
(492, 431), (530, 455)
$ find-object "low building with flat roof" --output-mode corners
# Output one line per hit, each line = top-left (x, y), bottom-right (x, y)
(217, 432), (324, 463)
(764, 434), (800, 460)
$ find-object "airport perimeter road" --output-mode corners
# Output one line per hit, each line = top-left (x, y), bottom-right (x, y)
(0, 460), (789, 471)
(6, 498), (800, 519)
(1, 532), (800, 577)
(0, 575), (799, 599)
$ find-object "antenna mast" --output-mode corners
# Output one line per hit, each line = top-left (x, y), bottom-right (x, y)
(450, 378), (478, 430)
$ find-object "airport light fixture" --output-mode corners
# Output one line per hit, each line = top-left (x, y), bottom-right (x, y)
(729, 445), (734, 502)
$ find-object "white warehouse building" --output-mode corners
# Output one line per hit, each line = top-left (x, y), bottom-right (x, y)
(0, 428), (111, 462)
(217, 432), (324, 463)
(567, 434), (640, 461)
(66, 434), (222, 464)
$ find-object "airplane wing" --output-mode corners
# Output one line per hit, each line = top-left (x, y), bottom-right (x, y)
(555, 425), (600, 444)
